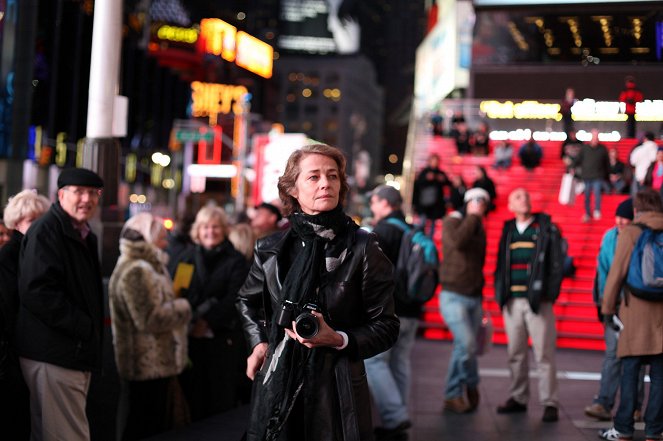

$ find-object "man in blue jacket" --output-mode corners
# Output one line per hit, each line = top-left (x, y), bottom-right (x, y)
(17, 168), (104, 441)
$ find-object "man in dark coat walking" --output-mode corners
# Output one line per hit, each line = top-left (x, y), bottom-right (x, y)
(16, 168), (104, 441)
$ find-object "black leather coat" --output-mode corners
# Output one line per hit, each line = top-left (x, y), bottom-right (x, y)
(236, 227), (399, 441)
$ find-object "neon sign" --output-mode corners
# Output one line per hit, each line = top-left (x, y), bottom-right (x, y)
(190, 82), (249, 125)
(199, 18), (273, 78)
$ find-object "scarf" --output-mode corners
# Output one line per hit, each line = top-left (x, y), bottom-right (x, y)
(257, 205), (355, 441)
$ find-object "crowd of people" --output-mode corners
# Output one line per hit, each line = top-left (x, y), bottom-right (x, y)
(1, 133), (662, 441)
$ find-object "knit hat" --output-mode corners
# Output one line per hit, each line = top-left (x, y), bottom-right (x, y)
(369, 185), (403, 207)
(464, 187), (490, 203)
(57, 168), (104, 189)
(615, 198), (634, 220)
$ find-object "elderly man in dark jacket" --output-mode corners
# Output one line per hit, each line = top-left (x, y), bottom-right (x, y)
(494, 188), (565, 423)
(16, 168), (104, 441)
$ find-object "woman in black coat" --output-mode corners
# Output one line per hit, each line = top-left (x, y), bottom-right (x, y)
(472, 166), (497, 211)
(0, 190), (50, 440)
(168, 205), (251, 420)
(236, 144), (399, 441)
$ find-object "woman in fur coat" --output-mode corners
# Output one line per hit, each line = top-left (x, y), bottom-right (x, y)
(109, 212), (192, 441)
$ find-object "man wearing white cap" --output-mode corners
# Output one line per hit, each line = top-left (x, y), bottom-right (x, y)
(439, 187), (489, 414)
(494, 188), (565, 423)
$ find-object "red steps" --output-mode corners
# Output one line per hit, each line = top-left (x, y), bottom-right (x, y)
(417, 136), (635, 351)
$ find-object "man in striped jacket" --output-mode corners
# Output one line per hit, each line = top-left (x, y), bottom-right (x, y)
(493, 188), (565, 423)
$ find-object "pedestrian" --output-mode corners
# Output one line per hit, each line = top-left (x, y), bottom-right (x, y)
(168, 205), (251, 420)
(494, 188), (565, 423)
(250, 201), (283, 239)
(629, 132), (658, 195)
(16, 168), (105, 441)
(643, 146), (663, 199)
(236, 144), (399, 441)
(109, 213), (192, 440)
(618, 76), (644, 139)
(576, 129), (610, 222)
(365, 185), (420, 441)
(412, 154), (450, 238)
(561, 87), (576, 137)
(601, 188), (663, 441)
(0, 189), (50, 440)
(439, 187), (489, 414)
(518, 137), (543, 170)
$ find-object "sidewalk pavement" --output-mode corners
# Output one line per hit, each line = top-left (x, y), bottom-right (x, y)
(145, 337), (644, 441)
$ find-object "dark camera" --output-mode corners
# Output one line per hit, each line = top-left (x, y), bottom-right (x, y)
(276, 300), (297, 328)
(295, 303), (321, 339)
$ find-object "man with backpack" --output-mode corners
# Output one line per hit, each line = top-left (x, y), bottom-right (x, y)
(494, 188), (564, 423)
(601, 188), (663, 441)
(365, 185), (434, 441)
(439, 187), (489, 414)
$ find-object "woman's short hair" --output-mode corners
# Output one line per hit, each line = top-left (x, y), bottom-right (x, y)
(121, 212), (165, 244)
(190, 205), (229, 244)
(277, 144), (349, 216)
(634, 188), (663, 213)
(228, 223), (256, 261)
(3, 190), (51, 229)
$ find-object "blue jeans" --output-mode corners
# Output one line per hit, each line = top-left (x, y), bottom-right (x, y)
(594, 325), (646, 411)
(584, 179), (604, 217)
(439, 290), (482, 399)
(365, 317), (419, 429)
(614, 354), (663, 439)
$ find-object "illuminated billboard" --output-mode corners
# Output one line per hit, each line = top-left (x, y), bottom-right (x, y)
(278, 0), (360, 55)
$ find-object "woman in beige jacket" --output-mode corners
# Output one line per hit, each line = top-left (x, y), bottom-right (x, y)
(602, 188), (663, 441)
(109, 212), (192, 441)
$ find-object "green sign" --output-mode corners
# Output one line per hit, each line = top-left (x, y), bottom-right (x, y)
(175, 130), (214, 143)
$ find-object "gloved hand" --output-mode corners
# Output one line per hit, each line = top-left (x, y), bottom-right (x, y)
(596, 306), (604, 323)
(603, 313), (622, 332)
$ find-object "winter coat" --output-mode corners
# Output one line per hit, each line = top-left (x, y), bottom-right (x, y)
(16, 202), (103, 371)
(109, 239), (191, 381)
(413, 166), (449, 220)
(494, 213), (565, 314)
(236, 228), (399, 441)
(440, 212), (486, 297)
(168, 241), (249, 333)
(0, 231), (23, 342)
(602, 211), (663, 358)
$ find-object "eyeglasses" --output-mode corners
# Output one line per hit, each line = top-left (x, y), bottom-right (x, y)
(63, 187), (103, 199)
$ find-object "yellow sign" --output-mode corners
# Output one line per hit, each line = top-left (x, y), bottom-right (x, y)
(191, 81), (249, 125)
(479, 100), (561, 120)
(199, 19), (273, 79)
(157, 25), (199, 44)
(236, 31), (273, 78)
(200, 18), (237, 62)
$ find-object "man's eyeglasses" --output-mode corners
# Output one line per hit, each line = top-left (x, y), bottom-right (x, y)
(63, 187), (103, 199)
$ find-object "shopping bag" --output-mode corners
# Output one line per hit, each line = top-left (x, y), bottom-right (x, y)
(476, 312), (494, 356)
(558, 173), (576, 205)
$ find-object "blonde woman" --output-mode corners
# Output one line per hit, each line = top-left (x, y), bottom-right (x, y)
(0, 189), (50, 439)
(167, 205), (251, 420)
(109, 212), (191, 440)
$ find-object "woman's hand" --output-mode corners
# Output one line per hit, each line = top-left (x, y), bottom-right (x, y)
(285, 311), (344, 349)
(246, 342), (268, 380)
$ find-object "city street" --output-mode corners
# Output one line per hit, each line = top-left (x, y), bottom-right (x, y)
(145, 338), (633, 441)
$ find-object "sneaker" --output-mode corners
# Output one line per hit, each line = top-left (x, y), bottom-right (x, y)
(593, 210), (602, 220)
(496, 397), (527, 414)
(444, 396), (470, 414)
(542, 406), (558, 422)
(598, 427), (622, 441)
(466, 387), (480, 411)
(582, 214), (591, 223)
(585, 402), (612, 421)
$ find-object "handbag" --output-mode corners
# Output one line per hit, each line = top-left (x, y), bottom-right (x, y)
(558, 173), (576, 205)
(476, 312), (494, 356)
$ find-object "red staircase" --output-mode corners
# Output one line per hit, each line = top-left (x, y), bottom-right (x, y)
(419, 136), (640, 351)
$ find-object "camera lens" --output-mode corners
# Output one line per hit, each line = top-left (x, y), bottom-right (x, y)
(295, 312), (319, 339)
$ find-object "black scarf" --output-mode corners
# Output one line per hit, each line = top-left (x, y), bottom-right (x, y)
(256, 205), (356, 441)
